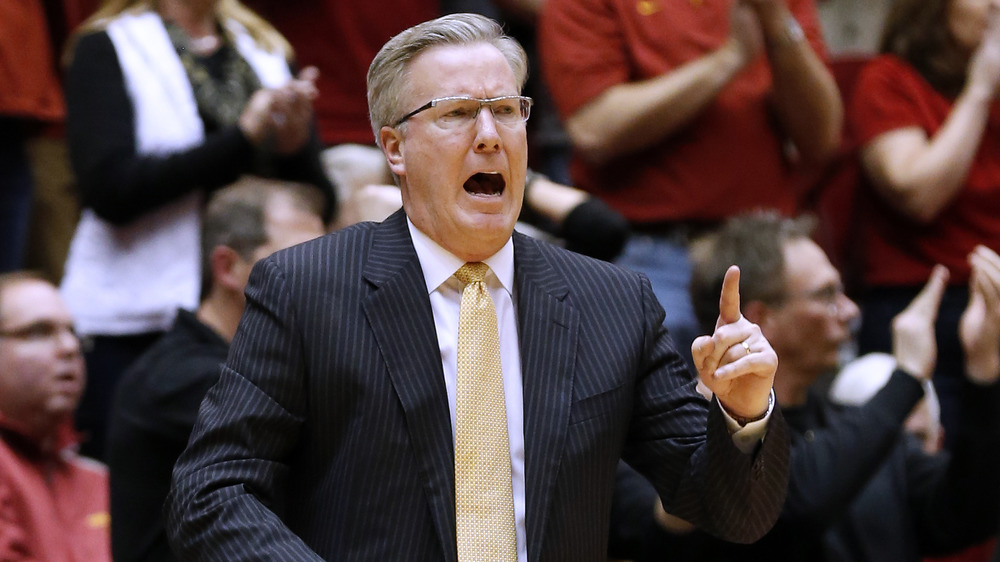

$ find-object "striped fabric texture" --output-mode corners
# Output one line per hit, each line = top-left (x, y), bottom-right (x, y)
(165, 209), (789, 561)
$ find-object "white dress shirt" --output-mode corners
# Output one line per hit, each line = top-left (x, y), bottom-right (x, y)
(408, 220), (527, 562)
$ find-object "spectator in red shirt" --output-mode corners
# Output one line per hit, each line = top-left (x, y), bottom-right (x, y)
(0, 272), (110, 561)
(538, 0), (843, 362)
(849, 0), (1000, 450)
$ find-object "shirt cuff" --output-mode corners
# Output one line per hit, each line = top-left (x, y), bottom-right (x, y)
(720, 390), (775, 454)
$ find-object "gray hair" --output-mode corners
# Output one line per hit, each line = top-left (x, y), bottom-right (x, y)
(366, 12), (529, 147)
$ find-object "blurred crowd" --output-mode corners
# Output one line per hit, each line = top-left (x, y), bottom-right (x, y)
(3, 0), (1000, 560)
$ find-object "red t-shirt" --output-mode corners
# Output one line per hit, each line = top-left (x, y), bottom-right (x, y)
(849, 54), (1000, 286)
(0, 418), (110, 562)
(538, 0), (827, 223)
(0, 0), (64, 121)
(245, 0), (437, 147)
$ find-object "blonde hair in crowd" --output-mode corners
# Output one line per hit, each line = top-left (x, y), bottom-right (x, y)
(366, 13), (529, 148)
(64, 0), (292, 65)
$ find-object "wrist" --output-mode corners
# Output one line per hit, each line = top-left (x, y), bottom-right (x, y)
(893, 355), (932, 382)
(720, 391), (773, 426)
(717, 40), (751, 75)
(238, 119), (267, 147)
(964, 352), (1000, 384)
(961, 80), (995, 105)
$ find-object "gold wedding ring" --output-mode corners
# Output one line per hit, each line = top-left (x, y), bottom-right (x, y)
(741, 341), (751, 356)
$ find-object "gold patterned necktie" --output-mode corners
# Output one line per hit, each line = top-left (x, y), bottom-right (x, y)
(453, 262), (517, 562)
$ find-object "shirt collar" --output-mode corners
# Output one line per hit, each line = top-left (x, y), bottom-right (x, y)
(0, 411), (81, 458)
(406, 217), (515, 295)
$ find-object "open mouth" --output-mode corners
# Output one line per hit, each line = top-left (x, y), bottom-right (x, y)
(464, 172), (505, 196)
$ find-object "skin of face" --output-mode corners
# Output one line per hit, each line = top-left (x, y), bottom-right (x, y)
(379, 42), (528, 262)
(763, 239), (861, 382)
(949, 0), (997, 53)
(0, 280), (85, 439)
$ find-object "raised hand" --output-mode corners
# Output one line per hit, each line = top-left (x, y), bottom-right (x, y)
(237, 67), (320, 154)
(892, 265), (948, 380)
(967, 2), (1000, 100)
(691, 265), (777, 421)
(725, 0), (764, 69)
(237, 87), (277, 147)
(270, 66), (320, 154)
(960, 246), (1000, 383)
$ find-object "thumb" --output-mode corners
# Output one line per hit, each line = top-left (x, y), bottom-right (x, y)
(297, 66), (320, 83)
(909, 264), (949, 319)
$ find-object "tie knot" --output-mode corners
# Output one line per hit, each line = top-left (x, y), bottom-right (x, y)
(455, 262), (489, 285)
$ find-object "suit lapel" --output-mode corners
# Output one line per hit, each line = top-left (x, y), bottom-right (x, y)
(362, 211), (457, 562)
(513, 234), (579, 562)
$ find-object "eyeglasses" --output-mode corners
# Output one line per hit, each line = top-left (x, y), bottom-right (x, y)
(0, 320), (78, 343)
(393, 95), (533, 128)
(782, 283), (848, 316)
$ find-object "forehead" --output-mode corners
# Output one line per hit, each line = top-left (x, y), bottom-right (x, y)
(781, 238), (839, 291)
(950, 0), (986, 10)
(405, 42), (518, 102)
(949, 0), (991, 17)
(0, 280), (70, 328)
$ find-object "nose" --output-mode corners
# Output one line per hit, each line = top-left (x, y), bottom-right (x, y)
(473, 107), (501, 153)
(55, 326), (82, 358)
(835, 293), (860, 323)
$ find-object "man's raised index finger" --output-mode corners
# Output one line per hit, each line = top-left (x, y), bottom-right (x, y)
(718, 265), (742, 327)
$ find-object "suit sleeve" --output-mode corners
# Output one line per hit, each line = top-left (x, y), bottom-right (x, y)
(164, 257), (323, 561)
(621, 275), (790, 544)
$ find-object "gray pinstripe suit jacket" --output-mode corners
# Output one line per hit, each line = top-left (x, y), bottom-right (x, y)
(165, 209), (789, 561)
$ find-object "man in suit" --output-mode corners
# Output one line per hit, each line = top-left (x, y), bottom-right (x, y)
(165, 13), (790, 561)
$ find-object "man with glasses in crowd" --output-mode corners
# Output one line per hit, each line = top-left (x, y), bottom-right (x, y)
(166, 14), (790, 561)
(0, 273), (111, 561)
(622, 212), (1000, 561)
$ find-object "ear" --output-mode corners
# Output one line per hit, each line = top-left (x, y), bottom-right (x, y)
(209, 245), (246, 292)
(380, 126), (406, 178)
(743, 299), (770, 329)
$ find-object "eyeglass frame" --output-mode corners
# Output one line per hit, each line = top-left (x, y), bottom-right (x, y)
(392, 95), (534, 128)
(0, 320), (79, 343)
(773, 282), (849, 317)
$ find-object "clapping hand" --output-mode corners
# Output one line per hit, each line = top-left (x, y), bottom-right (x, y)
(238, 66), (319, 154)
(269, 66), (319, 154)
(891, 265), (948, 381)
(960, 246), (1000, 384)
(967, 2), (1000, 100)
(725, 1), (764, 69)
(691, 266), (777, 421)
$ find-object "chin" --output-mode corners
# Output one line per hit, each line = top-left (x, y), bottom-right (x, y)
(464, 214), (516, 238)
(47, 397), (80, 417)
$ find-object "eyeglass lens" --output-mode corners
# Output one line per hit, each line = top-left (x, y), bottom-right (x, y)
(435, 97), (530, 127)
